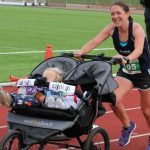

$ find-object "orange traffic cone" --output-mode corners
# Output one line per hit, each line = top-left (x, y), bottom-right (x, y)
(9, 75), (20, 82)
(44, 44), (53, 60)
(9, 75), (28, 82)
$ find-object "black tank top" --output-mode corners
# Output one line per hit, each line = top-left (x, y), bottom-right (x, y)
(112, 21), (150, 72)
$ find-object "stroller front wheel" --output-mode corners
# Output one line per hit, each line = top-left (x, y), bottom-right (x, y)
(83, 127), (110, 150)
(0, 130), (24, 150)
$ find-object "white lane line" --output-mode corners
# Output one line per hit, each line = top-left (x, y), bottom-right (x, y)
(0, 48), (114, 55)
(0, 125), (7, 129)
(1, 125), (149, 142)
(106, 107), (141, 114)
(110, 132), (150, 143)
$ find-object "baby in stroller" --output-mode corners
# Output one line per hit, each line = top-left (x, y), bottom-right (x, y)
(0, 67), (81, 110)
(0, 54), (120, 150)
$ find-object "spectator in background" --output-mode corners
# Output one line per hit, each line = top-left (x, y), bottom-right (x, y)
(140, 1), (150, 149)
(140, 0), (150, 48)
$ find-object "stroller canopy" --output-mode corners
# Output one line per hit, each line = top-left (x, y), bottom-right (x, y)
(65, 60), (118, 95)
(29, 56), (78, 79)
(29, 57), (118, 95)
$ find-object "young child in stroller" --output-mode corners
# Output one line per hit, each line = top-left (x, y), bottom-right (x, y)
(0, 67), (82, 110)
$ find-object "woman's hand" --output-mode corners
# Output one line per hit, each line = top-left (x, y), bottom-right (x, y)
(113, 55), (129, 64)
(73, 50), (83, 59)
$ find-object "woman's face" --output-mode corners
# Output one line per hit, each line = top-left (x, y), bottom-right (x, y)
(42, 70), (57, 82)
(110, 5), (129, 27)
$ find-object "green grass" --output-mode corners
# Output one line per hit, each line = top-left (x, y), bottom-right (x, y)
(47, 0), (140, 6)
(0, 6), (144, 82)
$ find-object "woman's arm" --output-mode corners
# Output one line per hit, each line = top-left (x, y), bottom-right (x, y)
(74, 23), (115, 56)
(127, 23), (145, 62)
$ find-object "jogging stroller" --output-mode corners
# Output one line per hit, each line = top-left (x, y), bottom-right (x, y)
(0, 53), (120, 150)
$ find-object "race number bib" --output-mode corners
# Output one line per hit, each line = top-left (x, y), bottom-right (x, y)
(49, 82), (76, 95)
(17, 79), (36, 87)
(122, 59), (141, 74)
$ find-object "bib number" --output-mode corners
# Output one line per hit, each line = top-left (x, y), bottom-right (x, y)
(49, 82), (76, 95)
(122, 60), (141, 74)
(17, 79), (36, 87)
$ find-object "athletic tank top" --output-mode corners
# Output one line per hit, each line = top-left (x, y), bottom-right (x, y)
(112, 21), (150, 73)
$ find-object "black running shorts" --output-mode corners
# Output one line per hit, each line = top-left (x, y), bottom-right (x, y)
(116, 67), (150, 90)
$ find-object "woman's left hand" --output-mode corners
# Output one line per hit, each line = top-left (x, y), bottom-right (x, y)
(113, 55), (129, 64)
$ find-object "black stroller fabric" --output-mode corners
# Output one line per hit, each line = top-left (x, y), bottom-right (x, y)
(64, 60), (118, 95)
(12, 106), (78, 121)
(12, 56), (118, 123)
(29, 57), (78, 79)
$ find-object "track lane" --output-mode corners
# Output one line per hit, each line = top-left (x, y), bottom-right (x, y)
(0, 89), (149, 149)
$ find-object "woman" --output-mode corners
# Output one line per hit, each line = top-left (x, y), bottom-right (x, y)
(74, 1), (150, 149)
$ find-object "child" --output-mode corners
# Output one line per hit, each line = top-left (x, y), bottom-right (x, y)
(0, 67), (82, 110)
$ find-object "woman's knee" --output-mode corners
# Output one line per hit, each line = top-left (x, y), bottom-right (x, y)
(142, 108), (150, 119)
(109, 100), (123, 109)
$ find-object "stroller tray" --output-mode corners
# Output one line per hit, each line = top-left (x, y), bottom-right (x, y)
(8, 112), (76, 131)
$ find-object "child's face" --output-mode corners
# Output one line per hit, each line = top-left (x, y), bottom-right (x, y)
(42, 70), (57, 82)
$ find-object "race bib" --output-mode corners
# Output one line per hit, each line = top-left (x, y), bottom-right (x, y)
(122, 59), (141, 74)
(49, 82), (76, 95)
(17, 79), (36, 87)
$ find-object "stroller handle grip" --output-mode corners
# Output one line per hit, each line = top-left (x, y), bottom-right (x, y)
(60, 52), (122, 65)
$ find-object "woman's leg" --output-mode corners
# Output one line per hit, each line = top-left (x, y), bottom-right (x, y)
(139, 89), (150, 128)
(110, 76), (136, 146)
(140, 89), (150, 149)
(111, 76), (133, 127)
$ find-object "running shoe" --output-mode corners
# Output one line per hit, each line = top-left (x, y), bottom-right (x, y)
(145, 136), (150, 150)
(119, 122), (136, 146)
(0, 87), (12, 107)
(146, 145), (150, 150)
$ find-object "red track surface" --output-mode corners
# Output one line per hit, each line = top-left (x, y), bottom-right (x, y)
(0, 88), (149, 150)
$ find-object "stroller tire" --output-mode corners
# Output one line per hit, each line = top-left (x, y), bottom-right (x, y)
(0, 130), (24, 150)
(83, 127), (110, 150)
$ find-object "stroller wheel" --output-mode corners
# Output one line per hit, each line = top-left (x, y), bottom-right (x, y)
(0, 130), (24, 150)
(83, 127), (110, 150)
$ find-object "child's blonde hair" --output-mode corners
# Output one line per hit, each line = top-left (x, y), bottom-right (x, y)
(43, 67), (63, 82)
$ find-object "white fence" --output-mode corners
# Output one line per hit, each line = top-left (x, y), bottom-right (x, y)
(0, 0), (47, 6)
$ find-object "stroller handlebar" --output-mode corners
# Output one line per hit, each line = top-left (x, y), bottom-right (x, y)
(60, 52), (122, 65)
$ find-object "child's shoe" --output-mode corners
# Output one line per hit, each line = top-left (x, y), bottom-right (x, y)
(55, 98), (66, 109)
(45, 96), (56, 108)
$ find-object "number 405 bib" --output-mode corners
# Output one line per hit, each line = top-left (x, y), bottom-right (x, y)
(122, 59), (141, 74)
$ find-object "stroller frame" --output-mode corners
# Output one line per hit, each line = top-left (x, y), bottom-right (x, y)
(0, 54), (119, 150)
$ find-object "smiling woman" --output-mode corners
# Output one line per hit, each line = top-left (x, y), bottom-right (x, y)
(73, 1), (150, 149)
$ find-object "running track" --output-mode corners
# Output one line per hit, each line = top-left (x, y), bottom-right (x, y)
(0, 87), (149, 150)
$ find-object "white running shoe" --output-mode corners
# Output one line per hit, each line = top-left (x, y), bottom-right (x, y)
(55, 98), (66, 109)
(45, 96), (56, 108)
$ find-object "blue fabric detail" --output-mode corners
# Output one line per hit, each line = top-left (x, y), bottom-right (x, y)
(43, 87), (63, 96)
(119, 41), (128, 47)
(11, 94), (40, 107)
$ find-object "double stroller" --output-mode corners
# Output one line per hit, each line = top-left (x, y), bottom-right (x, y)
(0, 53), (119, 150)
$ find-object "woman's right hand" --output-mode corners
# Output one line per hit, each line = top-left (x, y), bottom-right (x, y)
(73, 50), (83, 59)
